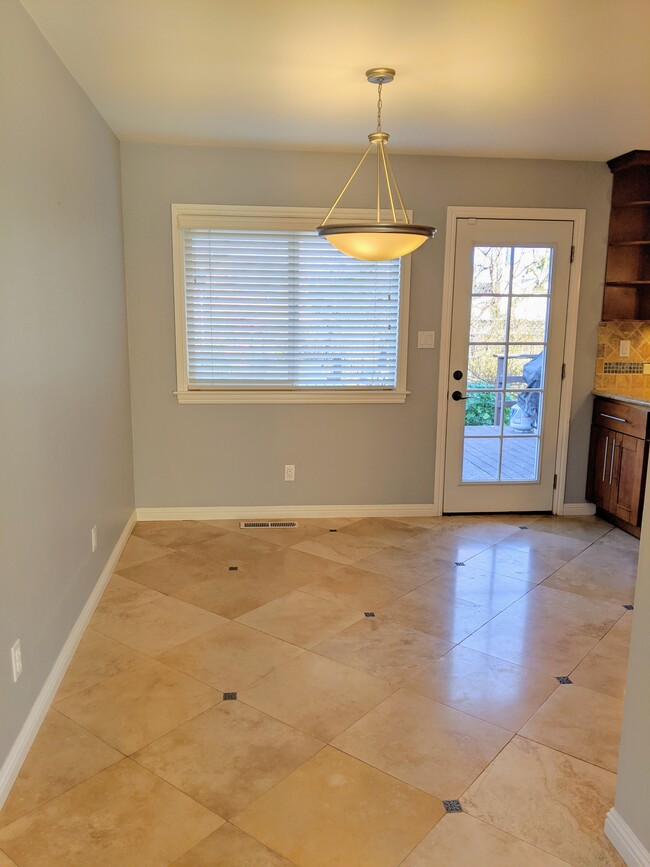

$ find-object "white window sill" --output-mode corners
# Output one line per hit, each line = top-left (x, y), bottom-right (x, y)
(174, 390), (409, 405)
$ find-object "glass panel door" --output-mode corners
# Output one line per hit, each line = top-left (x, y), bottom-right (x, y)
(443, 217), (574, 514)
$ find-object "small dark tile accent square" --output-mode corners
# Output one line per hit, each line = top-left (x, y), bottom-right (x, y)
(443, 800), (463, 813)
(364, 612), (376, 618)
(623, 604), (634, 610)
(329, 528), (338, 532)
(223, 692), (237, 701)
(455, 562), (465, 567)
(556, 676), (572, 685)
(228, 566), (238, 571)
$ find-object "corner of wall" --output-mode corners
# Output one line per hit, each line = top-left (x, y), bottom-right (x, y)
(0, 511), (136, 809)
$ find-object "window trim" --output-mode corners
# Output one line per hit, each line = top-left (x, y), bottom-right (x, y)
(171, 204), (412, 404)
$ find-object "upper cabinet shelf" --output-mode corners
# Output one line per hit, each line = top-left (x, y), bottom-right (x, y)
(603, 151), (650, 320)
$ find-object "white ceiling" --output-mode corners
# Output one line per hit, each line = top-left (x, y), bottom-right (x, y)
(21, 0), (650, 160)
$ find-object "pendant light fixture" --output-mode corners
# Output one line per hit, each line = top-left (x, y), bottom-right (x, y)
(317, 67), (435, 261)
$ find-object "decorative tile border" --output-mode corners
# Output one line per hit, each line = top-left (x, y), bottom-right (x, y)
(604, 362), (644, 374)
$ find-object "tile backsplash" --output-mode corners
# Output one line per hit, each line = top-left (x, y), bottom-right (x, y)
(595, 321), (650, 398)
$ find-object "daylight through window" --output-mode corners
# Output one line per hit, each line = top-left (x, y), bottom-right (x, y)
(172, 207), (410, 404)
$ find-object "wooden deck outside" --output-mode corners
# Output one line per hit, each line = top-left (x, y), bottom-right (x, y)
(462, 425), (539, 482)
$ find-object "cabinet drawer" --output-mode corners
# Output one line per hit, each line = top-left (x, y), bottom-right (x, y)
(593, 397), (649, 438)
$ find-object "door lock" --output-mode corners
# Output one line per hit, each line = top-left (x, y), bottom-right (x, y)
(452, 370), (464, 380)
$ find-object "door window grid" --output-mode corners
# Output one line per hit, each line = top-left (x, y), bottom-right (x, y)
(462, 246), (553, 483)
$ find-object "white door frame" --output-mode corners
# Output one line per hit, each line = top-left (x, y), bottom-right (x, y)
(433, 206), (586, 516)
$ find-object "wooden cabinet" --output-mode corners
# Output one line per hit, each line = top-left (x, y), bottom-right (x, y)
(610, 432), (646, 525)
(602, 150), (650, 320)
(586, 397), (649, 536)
(588, 424), (613, 511)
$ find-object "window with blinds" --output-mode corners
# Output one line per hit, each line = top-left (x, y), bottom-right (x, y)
(171, 207), (410, 404)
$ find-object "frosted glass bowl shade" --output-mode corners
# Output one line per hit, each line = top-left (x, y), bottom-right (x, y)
(317, 223), (436, 261)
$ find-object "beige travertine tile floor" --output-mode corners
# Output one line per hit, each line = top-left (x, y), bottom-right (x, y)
(0, 513), (636, 866)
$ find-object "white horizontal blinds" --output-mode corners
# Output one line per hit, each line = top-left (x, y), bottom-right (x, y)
(183, 228), (401, 389)
(184, 230), (292, 387)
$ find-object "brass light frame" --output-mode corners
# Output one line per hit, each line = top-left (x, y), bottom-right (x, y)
(317, 68), (436, 260)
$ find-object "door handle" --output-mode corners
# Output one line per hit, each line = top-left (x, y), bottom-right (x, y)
(600, 413), (627, 423)
(609, 440), (616, 485)
(451, 391), (468, 401)
(602, 436), (609, 482)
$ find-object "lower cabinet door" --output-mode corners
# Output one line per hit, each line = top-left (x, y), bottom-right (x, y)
(610, 432), (646, 526)
(587, 425), (613, 511)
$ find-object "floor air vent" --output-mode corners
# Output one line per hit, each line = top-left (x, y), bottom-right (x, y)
(239, 521), (299, 529)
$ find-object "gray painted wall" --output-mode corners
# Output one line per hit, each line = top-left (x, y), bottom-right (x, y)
(122, 142), (610, 509)
(0, 0), (134, 764)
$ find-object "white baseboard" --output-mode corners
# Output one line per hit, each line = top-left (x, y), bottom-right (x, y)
(605, 807), (650, 867)
(0, 509), (137, 809)
(137, 503), (600, 521)
(136, 503), (439, 521)
(561, 502), (597, 516)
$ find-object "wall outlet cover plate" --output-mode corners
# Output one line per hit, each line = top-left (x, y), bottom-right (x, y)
(417, 331), (435, 349)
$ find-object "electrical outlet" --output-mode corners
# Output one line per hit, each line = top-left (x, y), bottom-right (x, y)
(619, 339), (631, 357)
(91, 525), (98, 553)
(11, 639), (22, 683)
(644, 363), (650, 375)
(284, 464), (295, 482)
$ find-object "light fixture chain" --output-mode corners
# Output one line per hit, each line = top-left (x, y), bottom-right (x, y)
(376, 81), (383, 133)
